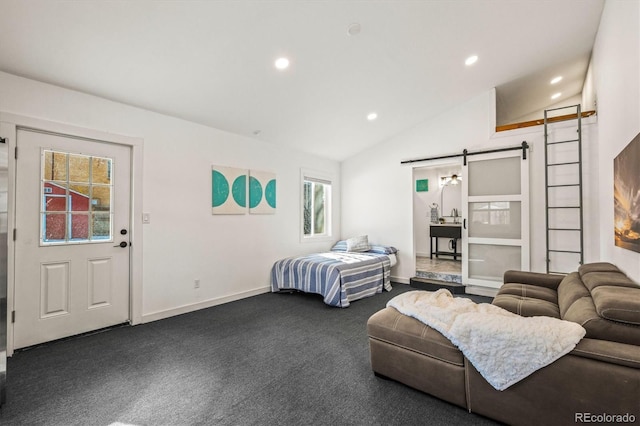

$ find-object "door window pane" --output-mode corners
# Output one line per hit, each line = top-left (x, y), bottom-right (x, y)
(91, 213), (111, 239)
(43, 151), (68, 181)
(41, 150), (113, 245)
(69, 184), (90, 211)
(43, 192), (67, 212)
(91, 186), (111, 212)
(469, 201), (521, 239)
(468, 157), (521, 196)
(468, 244), (521, 282)
(68, 154), (90, 183)
(70, 213), (89, 240)
(91, 157), (112, 184)
(44, 213), (66, 242)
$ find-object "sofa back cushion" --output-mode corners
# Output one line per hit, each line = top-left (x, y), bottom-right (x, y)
(577, 262), (622, 274)
(577, 262), (640, 325)
(557, 272), (590, 318)
(578, 262), (638, 291)
(557, 262), (640, 345)
(591, 286), (640, 325)
(562, 296), (640, 346)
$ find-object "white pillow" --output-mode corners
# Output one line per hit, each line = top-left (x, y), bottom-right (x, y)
(346, 235), (370, 252)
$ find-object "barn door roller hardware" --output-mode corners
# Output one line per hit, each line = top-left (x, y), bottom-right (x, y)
(400, 141), (529, 165)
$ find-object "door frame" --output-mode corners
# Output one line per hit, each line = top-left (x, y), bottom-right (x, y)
(411, 159), (463, 275)
(0, 112), (144, 356)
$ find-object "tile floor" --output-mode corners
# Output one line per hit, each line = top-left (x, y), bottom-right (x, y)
(415, 256), (462, 283)
(416, 256), (461, 274)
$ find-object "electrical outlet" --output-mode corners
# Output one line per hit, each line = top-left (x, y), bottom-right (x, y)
(194, 279), (200, 289)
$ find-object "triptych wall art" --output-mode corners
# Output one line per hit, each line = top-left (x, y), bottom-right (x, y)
(613, 132), (640, 253)
(211, 165), (276, 215)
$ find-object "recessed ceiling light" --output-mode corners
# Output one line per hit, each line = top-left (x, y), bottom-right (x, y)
(550, 76), (563, 84)
(367, 112), (378, 121)
(465, 55), (478, 66)
(551, 92), (562, 100)
(347, 23), (361, 36)
(275, 57), (290, 70)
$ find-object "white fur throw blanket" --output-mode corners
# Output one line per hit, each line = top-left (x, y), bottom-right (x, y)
(387, 290), (586, 390)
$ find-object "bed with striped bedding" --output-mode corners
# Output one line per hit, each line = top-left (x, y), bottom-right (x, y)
(270, 251), (393, 307)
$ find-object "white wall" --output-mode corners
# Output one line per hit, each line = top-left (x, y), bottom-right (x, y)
(342, 88), (601, 283)
(0, 71), (341, 320)
(591, 0), (640, 281)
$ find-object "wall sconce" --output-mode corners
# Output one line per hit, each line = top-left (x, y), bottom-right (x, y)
(440, 174), (462, 186)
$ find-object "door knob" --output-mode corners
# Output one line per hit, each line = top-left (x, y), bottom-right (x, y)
(114, 241), (128, 248)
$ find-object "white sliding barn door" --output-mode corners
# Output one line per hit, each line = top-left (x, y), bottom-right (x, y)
(462, 150), (529, 290)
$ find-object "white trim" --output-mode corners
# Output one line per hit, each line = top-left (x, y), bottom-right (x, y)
(410, 159), (463, 283)
(468, 237), (523, 246)
(464, 285), (499, 298)
(142, 286), (271, 323)
(0, 112), (144, 355)
(465, 277), (503, 288)
(468, 194), (523, 202)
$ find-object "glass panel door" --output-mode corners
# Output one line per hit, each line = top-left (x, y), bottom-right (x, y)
(462, 151), (529, 289)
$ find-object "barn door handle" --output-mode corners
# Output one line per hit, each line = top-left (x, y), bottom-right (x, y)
(114, 241), (128, 248)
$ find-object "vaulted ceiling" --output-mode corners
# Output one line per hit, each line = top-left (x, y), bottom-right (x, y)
(0, 0), (605, 161)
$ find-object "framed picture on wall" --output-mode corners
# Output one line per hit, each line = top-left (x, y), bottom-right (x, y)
(249, 169), (276, 214)
(613, 132), (640, 253)
(211, 165), (247, 214)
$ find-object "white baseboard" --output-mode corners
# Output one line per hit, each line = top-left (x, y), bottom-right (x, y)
(391, 275), (410, 284)
(464, 285), (498, 298)
(141, 286), (271, 323)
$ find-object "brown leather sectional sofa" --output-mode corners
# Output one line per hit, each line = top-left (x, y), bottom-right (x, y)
(367, 262), (640, 426)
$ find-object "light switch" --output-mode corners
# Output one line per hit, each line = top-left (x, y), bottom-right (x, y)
(142, 213), (151, 224)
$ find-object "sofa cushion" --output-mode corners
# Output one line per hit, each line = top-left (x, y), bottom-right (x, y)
(562, 296), (640, 346)
(367, 307), (463, 366)
(492, 294), (560, 318)
(581, 272), (638, 292)
(498, 283), (558, 303)
(578, 262), (638, 292)
(557, 272), (591, 318)
(591, 286), (640, 325)
(578, 262), (622, 275)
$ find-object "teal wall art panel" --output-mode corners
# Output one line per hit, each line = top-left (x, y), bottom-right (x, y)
(416, 179), (429, 192)
(249, 169), (276, 214)
(211, 165), (248, 214)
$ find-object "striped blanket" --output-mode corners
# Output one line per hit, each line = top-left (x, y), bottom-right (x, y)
(271, 252), (392, 307)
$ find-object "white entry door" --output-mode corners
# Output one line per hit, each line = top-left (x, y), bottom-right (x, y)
(14, 128), (131, 349)
(462, 149), (530, 290)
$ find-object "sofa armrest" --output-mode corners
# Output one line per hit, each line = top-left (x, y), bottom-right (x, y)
(571, 338), (640, 369)
(503, 270), (564, 290)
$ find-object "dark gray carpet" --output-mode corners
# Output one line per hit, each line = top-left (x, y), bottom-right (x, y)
(0, 284), (499, 426)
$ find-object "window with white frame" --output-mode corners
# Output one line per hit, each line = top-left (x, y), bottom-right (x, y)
(302, 172), (332, 239)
